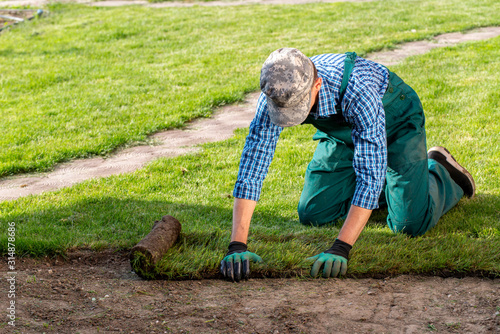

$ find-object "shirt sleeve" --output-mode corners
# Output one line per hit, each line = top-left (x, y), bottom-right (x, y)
(233, 93), (283, 201)
(344, 87), (387, 210)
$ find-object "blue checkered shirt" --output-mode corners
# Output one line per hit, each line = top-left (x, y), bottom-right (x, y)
(233, 53), (389, 210)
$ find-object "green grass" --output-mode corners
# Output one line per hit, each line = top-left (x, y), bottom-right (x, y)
(0, 1), (499, 279)
(1, 35), (499, 279)
(1, 1), (499, 176)
(147, 0), (233, 2)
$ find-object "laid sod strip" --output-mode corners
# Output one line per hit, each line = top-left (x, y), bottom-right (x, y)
(1, 1), (500, 177)
(1, 37), (499, 278)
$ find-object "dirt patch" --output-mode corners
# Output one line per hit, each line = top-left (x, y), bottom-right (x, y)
(0, 9), (39, 29)
(1, 27), (500, 202)
(1, 251), (499, 333)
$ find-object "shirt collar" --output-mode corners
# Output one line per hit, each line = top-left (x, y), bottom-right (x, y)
(310, 73), (338, 119)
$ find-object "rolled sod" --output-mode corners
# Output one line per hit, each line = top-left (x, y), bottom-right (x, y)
(130, 215), (181, 279)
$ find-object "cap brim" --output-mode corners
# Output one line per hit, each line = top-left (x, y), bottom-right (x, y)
(267, 90), (312, 127)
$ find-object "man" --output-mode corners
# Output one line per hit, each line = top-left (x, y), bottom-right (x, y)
(220, 48), (475, 282)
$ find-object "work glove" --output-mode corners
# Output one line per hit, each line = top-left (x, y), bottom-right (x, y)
(220, 241), (263, 282)
(308, 239), (352, 278)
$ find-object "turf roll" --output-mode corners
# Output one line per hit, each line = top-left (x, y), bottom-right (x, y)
(130, 215), (181, 279)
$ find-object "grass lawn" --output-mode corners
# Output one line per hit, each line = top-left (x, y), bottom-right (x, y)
(1, 1), (499, 176)
(147, 0), (230, 2)
(1, 35), (499, 278)
(0, 1), (499, 279)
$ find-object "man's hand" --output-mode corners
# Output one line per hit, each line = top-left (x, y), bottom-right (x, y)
(308, 253), (347, 278)
(308, 239), (352, 278)
(220, 241), (263, 282)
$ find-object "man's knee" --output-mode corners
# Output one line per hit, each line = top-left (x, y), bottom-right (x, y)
(386, 198), (431, 237)
(297, 199), (346, 227)
(298, 202), (322, 226)
(387, 217), (427, 237)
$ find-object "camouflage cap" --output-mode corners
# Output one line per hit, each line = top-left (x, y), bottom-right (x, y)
(260, 48), (314, 127)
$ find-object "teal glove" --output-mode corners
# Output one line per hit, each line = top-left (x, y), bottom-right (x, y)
(308, 253), (348, 278)
(307, 239), (352, 278)
(220, 242), (263, 282)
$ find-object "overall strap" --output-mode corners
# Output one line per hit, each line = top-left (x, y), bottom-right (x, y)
(335, 52), (357, 115)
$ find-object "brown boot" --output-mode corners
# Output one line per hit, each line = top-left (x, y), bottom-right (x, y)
(427, 146), (475, 198)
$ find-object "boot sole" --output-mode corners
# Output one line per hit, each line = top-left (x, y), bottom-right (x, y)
(427, 146), (475, 198)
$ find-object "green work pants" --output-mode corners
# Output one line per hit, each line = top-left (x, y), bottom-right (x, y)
(298, 72), (464, 236)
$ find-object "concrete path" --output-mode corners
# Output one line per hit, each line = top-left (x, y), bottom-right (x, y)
(0, 4), (499, 202)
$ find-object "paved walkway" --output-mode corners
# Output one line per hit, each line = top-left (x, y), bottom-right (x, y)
(1, 2), (499, 201)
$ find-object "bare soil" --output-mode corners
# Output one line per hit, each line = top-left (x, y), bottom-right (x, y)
(1, 251), (499, 333)
(0, 9), (38, 28)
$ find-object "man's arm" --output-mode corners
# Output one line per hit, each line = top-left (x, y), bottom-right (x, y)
(338, 205), (372, 245)
(220, 198), (261, 282)
(221, 94), (282, 282)
(230, 197), (257, 244)
(310, 87), (386, 278)
(308, 205), (372, 278)
(219, 194), (262, 284)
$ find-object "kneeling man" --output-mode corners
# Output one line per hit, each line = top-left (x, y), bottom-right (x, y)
(220, 48), (475, 282)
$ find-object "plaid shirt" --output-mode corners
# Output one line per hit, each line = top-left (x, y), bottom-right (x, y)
(233, 53), (389, 210)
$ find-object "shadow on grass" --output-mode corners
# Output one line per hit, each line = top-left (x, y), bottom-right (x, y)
(1, 194), (498, 279)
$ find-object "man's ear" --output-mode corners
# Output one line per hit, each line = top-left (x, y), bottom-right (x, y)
(315, 77), (322, 89)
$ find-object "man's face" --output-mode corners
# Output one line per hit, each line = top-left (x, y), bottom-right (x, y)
(309, 77), (323, 111)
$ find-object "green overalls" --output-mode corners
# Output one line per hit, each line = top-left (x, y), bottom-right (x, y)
(298, 52), (464, 236)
